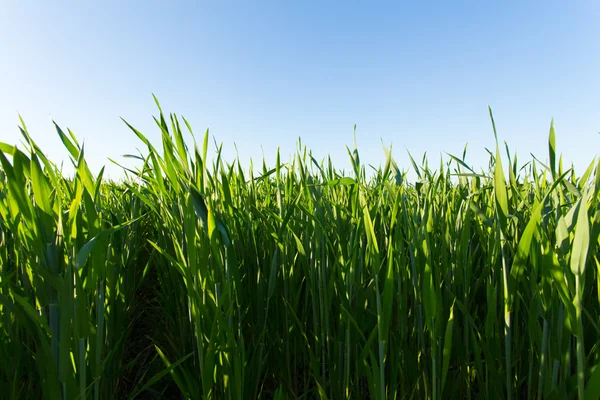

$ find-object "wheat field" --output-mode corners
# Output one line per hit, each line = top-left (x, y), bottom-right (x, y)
(1, 101), (599, 399)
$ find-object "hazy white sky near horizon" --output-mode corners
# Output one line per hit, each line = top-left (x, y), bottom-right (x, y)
(1, 1), (599, 180)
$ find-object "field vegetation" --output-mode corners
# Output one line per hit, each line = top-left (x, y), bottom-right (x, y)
(1, 101), (599, 399)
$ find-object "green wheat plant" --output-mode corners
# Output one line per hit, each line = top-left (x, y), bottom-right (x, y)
(0, 122), (150, 399)
(1, 100), (599, 399)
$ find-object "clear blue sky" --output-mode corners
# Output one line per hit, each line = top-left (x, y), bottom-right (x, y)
(1, 1), (599, 180)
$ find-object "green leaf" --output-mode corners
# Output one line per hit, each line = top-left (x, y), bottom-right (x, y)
(0, 142), (16, 154)
(494, 144), (509, 230)
(292, 232), (306, 257)
(30, 153), (53, 216)
(549, 119), (556, 178)
(407, 150), (422, 179)
(584, 363), (600, 400)
(0, 150), (33, 222)
(325, 177), (356, 186)
(570, 193), (590, 276)
(128, 349), (193, 400)
(54, 122), (80, 160)
(510, 200), (542, 282)
(441, 301), (455, 393)
(190, 186), (209, 231)
(74, 216), (142, 270)
(4, 292), (51, 334)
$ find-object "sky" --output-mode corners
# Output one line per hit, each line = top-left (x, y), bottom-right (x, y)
(1, 1), (599, 180)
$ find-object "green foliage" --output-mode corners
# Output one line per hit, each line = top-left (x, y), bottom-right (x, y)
(1, 103), (599, 399)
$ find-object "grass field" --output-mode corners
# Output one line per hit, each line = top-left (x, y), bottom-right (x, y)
(1, 101), (599, 399)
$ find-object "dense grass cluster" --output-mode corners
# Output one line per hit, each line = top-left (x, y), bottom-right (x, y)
(1, 102), (599, 399)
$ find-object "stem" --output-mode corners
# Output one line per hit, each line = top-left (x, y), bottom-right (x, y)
(79, 338), (86, 398)
(500, 230), (512, 400)
(95, 281), (105, 400)
(432, 319), (437, 400)
(553, 303), (564, 391)
(375, 274), (386, 400)
(538, 318), (548, 400)
(575, 274), (585, 400)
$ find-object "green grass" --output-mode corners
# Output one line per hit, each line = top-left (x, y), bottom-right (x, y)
(1, 100), (599, 399)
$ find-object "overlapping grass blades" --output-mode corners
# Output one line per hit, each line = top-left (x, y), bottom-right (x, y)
(1, 101), (599, 399)
(0, 122), (151, 399)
